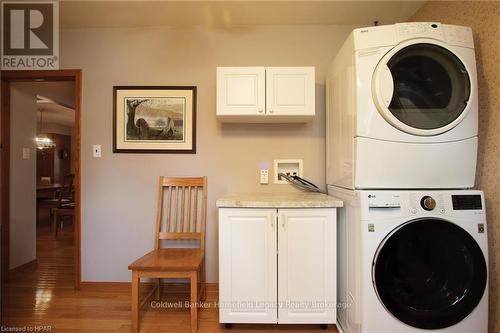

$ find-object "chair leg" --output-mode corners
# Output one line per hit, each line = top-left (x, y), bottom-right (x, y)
(190, 271), (198, 333)
(198, 259), (206, 302)
(53, 211), (58, 239)
(131, 271), (140, 333)
(49, 208), (53, 227)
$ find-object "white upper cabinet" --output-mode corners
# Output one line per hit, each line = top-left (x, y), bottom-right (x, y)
(266, 67), (315, 117)
(216, 66), (315, 123)
(217, 67), (265, 116)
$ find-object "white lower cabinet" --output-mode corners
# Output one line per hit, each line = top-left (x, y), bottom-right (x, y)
(218, 208), (278, 323)
(219, 207), (336, 325)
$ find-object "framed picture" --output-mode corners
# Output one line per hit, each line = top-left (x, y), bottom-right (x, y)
(113, 86), (196, 153)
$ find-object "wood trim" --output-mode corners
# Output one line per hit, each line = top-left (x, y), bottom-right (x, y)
(8, 259), (37, 275)
(1, 79), (11, 285)
(79, 281), (218, 293)
(1, 70), (80, 81)
(0, 69), (82, 290)
(73, 70), (82, 289)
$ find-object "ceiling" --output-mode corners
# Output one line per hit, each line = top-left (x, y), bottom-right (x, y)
(37, 96), (75, 127)
(60, 1), (426, 28)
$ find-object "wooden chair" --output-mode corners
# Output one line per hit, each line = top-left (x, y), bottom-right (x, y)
(37, 173), (75, 227)
(52, 202), (75, 238)
(128, 176), (207, 333)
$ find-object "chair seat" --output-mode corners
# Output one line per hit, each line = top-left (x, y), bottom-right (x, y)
(128, 248), (203, 272)
(59, 202), (75, 209)
(53, 207), (75, 215)
(39, 198), (72, 207)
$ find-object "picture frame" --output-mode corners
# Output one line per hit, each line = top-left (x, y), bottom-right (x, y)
(113, 86), (196, 153)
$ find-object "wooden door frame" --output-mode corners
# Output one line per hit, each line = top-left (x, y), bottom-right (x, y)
(1, 69), (82, 289)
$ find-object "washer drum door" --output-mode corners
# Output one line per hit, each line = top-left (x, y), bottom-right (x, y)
(372, 219), (487, 330)
(372, 39), (472, 136)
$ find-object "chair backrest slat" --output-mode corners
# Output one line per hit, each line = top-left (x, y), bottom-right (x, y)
(186, 186), (192, 233)
(155, 176), (207, 251)
(165, 186), (172, 233)
(173, 186), (179, 232)
(192, 186), (198, 233)
(180, 186), (186, 231)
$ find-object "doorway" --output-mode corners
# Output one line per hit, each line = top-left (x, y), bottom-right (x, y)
(1, 70), (82, 291)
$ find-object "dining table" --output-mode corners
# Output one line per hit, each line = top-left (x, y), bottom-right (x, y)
(37, 183), (62, 199)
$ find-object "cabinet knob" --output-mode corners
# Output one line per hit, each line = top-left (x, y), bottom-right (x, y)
(269, 109), (274, 114)
(258, 109), (264, 113)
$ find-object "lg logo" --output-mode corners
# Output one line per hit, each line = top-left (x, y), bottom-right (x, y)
(1, 1), (59, 70)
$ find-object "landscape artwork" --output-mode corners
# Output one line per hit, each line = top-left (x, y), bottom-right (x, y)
(125, 97), (185, 142)
(113, 86), (196, 153)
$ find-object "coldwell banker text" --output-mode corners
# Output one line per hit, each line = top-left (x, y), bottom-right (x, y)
(1, 1), (59, 70)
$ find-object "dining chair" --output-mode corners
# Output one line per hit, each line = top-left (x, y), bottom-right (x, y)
(37, 173), (75, 228)
(52, 202), (75, 238)
(128, 176), (207, 333)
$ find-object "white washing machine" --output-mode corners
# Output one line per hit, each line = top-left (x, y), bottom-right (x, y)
(329, 186), (488, 333)
(326, 22), (478, 189)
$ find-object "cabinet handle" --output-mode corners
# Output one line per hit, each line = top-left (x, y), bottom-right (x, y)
(281, 214), (285, 229)
(258, 109), (264, 113)
(269, 109), (274, 114)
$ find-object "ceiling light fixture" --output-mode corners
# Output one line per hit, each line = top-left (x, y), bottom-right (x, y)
(36, 110), (56, 150)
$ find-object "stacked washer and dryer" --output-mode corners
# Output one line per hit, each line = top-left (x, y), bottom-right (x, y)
(326, 23), (488, 333)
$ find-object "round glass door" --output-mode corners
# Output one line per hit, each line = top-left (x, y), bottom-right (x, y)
(373, 42), (471, 135)
(373, 219), (487, 330)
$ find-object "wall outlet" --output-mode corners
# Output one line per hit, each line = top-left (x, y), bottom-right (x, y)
(260, 169), (269, 185)
(93, 144), (102, 158)
(274, 159), (303, 184)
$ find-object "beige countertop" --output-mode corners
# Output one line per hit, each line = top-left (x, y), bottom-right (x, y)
(216, 192), (343, 208)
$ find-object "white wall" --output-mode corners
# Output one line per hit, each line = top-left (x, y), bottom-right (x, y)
(59, 24), (360, 282)
(10, 83), (37, 269)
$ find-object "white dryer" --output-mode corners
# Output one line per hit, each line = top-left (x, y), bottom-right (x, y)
(326, 22), (478, 189)
(329, 187), (488, 333)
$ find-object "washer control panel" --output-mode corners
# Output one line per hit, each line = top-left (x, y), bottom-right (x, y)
(361, 191), (485, 220)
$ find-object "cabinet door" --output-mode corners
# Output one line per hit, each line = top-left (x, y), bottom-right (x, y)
(217, 67), (265, 116)
(277, 208), (336, 324)
(266, 67), (315, 116)
(219, 208), (277, 323)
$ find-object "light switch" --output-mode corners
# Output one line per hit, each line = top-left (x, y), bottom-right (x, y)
(93, 144), (102, 158)
(22, 148), (30, 160)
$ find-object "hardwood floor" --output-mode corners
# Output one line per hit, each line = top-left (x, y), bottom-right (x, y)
(3, 221), (338, 333)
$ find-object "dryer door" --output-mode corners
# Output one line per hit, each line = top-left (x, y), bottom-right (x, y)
(372, 40), (471, 136)
(372, 218), (486, 330)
